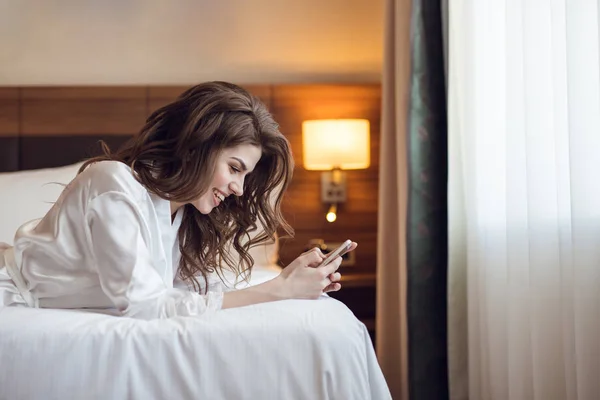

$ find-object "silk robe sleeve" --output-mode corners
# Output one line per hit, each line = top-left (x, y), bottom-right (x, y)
(86, 191), (224, 320)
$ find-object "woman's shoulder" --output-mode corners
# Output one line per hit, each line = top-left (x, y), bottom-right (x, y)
(81, 160), (131, 177)
(77, 161), (148, 200)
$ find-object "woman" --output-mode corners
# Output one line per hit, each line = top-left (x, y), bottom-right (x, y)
(0, 81), (356, 319)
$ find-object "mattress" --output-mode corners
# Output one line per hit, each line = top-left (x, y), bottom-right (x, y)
(0, 283), (390, 400)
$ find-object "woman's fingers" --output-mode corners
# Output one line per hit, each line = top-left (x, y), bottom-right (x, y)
(328, 272), (341, 282)
(301, 246), (325, 258)
(347, 242), (358, 253)
(323, 282), (342, 293)
(300, 247), (326, 267)
(301, 242), (358, 269)
(322, 272), (342, 293)
(281, 246), (350, 299)
(320, 256), (343, 276)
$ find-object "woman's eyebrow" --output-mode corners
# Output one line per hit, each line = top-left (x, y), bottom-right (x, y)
(230, 157), (248, 171)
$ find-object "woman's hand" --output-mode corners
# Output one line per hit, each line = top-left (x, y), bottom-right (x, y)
(323, 271), (342, 293)
(322, 241), (357, 293)
(277, 247), (343, 299)
(222, 243), (357, 309)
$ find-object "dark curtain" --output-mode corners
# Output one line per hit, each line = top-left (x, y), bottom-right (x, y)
(406, 0), (448, 399)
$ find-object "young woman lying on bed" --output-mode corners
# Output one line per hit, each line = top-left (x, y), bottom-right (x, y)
(0, 81), (357, 319)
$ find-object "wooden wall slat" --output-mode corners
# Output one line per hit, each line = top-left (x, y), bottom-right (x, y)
(19, 135), (131, 171)
(0, 88), (19, 136)
(21, 87), (147, 135)
(147, 84), (273, 116)
(284, 211), (377, 231)
(21, 87), (146, 100)
(0, 138), (19, 171)
(147, 85), (192, 114)
(284, 171), (379, 213)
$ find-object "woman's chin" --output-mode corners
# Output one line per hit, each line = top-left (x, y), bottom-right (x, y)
(192, 202), (214, 215)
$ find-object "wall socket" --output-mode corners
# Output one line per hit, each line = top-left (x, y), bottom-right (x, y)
(321, 171), (347, 203)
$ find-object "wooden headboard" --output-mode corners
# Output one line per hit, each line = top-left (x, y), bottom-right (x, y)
(0, 84), (380, 280)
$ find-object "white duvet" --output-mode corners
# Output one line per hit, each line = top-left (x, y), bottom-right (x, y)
(0, 296), (390, 400)
(0, 162), (391, 399)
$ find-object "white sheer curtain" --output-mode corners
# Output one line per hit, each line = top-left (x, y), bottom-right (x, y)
(448, 1), (600, 399)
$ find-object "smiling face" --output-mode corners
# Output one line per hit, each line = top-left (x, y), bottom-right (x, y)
(189, 144), (262, 214)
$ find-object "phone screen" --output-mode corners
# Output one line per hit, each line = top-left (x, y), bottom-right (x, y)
(318, 239), (352, 268)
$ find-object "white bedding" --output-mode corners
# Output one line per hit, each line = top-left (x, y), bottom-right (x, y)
(0, 163), (391, 399)
(0, 296), (390, 400)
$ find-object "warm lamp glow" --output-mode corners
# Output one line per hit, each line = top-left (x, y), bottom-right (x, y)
(302, 119), (370, 170)
(326, 204), (337, 223)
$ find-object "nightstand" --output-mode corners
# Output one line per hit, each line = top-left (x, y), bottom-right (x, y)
(327, 272), (377, 349)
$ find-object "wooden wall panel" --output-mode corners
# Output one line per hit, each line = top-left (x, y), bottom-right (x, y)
(0, 88), (19, 171)
(147, 85), (191, 115)
(0, 88), (19, 136)
(271, 84), (381, 276)
(284, 170), (379, 214)
(19, 136), (131, 171)
(147, 84), (272, 116)
(0, 83), (381, 281)
(21, 87), (146, 135)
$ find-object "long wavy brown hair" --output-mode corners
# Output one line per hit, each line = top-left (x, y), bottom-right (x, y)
(80, 81), (294, 292)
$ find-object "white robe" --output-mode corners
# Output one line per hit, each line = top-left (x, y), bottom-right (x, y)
(0, 161), (226, 319)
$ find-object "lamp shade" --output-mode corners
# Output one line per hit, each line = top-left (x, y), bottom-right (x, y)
(302, 119), (371, 170)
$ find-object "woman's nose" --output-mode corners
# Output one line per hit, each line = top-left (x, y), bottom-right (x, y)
(230, 180), (243, 197)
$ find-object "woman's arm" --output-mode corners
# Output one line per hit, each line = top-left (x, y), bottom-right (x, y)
(221, 276), (289, 309)
(87, 191), (345, 319)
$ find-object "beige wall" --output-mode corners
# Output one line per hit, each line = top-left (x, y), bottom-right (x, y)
(0, 0), (384, 85)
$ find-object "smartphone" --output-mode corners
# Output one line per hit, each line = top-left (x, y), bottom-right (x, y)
(317, 239), (353, 268)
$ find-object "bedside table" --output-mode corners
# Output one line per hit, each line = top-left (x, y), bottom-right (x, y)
(328, 272), (377, 349)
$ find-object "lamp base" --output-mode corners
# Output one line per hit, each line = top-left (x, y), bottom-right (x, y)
(321, 170), (347, 203)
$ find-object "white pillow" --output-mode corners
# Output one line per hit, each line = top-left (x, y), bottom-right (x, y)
(0, 163), (83, 245)
(0, 163), (280, 268)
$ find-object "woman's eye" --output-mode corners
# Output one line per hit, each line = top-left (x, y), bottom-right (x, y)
(230, 165), (240, 173)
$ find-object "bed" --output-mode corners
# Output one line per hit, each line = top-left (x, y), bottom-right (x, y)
(0, 133), (390, 397)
